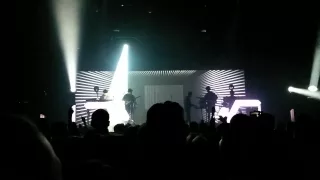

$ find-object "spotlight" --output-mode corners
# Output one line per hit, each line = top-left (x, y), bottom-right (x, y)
(53, 0), (83, 94)
(107, 44), (129, 128)
(287, 86), (320, 100)
(308, 85), (318, 92)
(308, 31), (320, 92)
(70, 87), (76, 93)
(109, 44), (129, 100)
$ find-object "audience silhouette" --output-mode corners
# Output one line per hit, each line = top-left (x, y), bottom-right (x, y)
(7, 101), (319, 180)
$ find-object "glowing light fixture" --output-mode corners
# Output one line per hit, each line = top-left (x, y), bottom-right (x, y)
(288, 86), (294, 93)
(227, 99), (261, 123)
(288, 86), (320, 100)
(308, 85), (318, 92)
(107, 44), (130, 130)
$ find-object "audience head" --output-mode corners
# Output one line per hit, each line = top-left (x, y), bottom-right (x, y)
(6, 115), (62, 180)
(145, 102), (186, 144)
(257, 113), (275, 131)
(295, 113), (317, 140)
(189, 122), (199, 133)
(230, 114), (254, 140)
(114, 123), (125, 134)
(188, 91), (192, 97)
(79, 160), (114, 180)
(192, 135), (208, 145)
(51, 122), (68, 138)
(91, 109), (110, 132)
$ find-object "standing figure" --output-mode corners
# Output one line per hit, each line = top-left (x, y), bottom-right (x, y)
(204, 86), (218, 121)
(184, 91), (197, 123)
(122, 88), (136, 120)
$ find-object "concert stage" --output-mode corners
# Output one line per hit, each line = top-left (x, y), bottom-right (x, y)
(75, 70), (251, 131)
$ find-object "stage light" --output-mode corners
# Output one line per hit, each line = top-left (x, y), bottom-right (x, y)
(308, 85), (318, 92)
(288, 86), (293, 93)
(288, 86), (320, 100)
(227, 99), (262, 122)
(107, 44), (130, 129)
(109, 44), (129, 100)
(70, 87), (76, 92)
(309, 31), (320, 91)
(52, 0), (83, 93)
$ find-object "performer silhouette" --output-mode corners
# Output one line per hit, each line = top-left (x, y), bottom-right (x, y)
(184, 91), (197, 123)
(122, 88), (136, 120)
(204, 86), (218, 121)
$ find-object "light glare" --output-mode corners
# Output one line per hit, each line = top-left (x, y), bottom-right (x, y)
(53, 0), (83, 92)
(289, 86), (320, 100)
(309, 32), (320, 90)
(288, 86), (293, 92)
(109, 45), (129, 100)
(308, 85), (318, 92)
(227, 99), (262, 123)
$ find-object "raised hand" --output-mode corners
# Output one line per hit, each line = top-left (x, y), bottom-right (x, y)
(81, 117), (88, 128)
(219, 116), (227, 124)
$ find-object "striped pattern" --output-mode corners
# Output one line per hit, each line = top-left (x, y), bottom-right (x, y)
(198, 70), (246, 120)
(75, 70), (246, 124)
(129, 70), (197, 77)
(75, 71), (114, 124)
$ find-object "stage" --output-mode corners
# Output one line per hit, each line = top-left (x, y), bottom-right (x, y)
(75, 70), (248, 131)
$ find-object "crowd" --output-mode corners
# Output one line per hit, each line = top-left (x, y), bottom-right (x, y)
(7, 101), (319, 180)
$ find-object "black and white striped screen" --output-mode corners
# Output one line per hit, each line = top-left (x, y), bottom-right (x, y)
(75, 70), (245, 128)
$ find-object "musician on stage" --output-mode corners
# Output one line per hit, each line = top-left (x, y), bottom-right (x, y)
(122, 88), (136, 119)
(204, 86), (218, 121)
(185, 91), (197, 123)
(99, 89), (113, 101)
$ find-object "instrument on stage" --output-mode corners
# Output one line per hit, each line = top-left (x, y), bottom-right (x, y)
(196, 97), (216, 109)
(124, 96), (141, 106)
(196, 97), (206, 109)
(84, 99), (113, 109)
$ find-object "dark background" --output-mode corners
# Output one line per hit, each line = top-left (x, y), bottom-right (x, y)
(15, 0), (319, 122)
